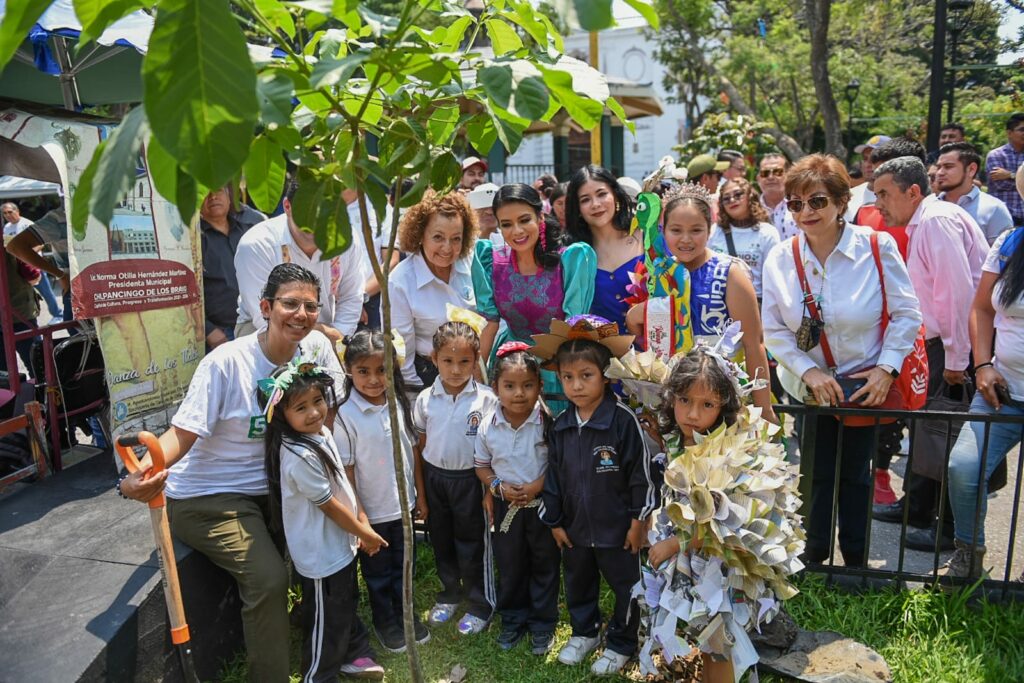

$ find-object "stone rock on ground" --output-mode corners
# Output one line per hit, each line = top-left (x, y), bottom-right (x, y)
(756, 629), (892, 683)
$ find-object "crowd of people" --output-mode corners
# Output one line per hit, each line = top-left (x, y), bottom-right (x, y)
(4, 112), (1016, 681)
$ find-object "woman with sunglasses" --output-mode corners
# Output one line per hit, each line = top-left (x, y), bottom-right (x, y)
(710, 178), (780, 300)
(118, 263), (351, 682)
(761, 154), (921, 567)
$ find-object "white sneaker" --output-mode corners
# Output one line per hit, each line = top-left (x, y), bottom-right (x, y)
(590, 649), (630, 676)
(556, 635), (599, 665)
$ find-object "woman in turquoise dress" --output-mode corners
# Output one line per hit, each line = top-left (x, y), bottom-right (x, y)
(473, 184), (596, 412)
(564, 165), (640, 333)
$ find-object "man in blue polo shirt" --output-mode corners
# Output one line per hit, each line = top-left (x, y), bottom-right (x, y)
(936, 142), (1014, 245)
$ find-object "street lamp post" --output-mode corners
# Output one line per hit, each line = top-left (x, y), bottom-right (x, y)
(844, 78), (860, 163)
(947, 0), (975, 122)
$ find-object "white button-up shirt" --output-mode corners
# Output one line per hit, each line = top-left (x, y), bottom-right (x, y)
(387, 251), (476, 384)
(334, 390), (416, 524)
(414, 378), (497, 471)
(234, 213), (366, 335)
(474, 404), (548, 485)
(845, 183), (876, 223)
(761, 225), (922, 399)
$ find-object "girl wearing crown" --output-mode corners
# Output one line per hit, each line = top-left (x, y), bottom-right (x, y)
(624, 183), (775, 423)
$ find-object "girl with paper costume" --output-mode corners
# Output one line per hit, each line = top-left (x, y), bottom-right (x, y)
(628, 330), (804, 682)
(624, 183), (775, 422)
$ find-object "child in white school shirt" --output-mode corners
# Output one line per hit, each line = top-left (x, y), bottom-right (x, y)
(334, 329), (430, 653)
(474, 342), (560, 656)
(413, 321), (498, 635)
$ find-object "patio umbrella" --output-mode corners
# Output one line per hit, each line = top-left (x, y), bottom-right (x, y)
(0, 0), (151, 110)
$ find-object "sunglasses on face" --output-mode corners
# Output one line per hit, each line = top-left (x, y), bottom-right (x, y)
(785, 195), (831, 214)
(270, 297), (322, 314)
(759, 168), (785, 178)
(721, 191), (746, 204)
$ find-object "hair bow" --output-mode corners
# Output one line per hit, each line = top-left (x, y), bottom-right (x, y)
(496, 341), (531, 358)
(446, 303), (486, 336)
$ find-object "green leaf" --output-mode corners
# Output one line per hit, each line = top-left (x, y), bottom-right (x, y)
(310, 51), (369, 89)
(511, 76), (549, 120)
(620, 0), (658, 30)
(605, 95), (635, 135)
(174, 167), (199, 225)
(142, 0), (258, 189)
(71, 141), (104, 242)
(73, 0), (147, 46)
(541, 66), (603, 129)
(505, 2), (547, 45)
(572, 0), (613, 31)
(89, 106), (150, 228)
(429, 152), (461, 193)
(243, 135), (287, 214)
(466, 114), (498, 154)
(490, 111), (524, 154)
(291, 172), (353, 258)
(426, 104), (460, 146)
(397, 173), (429, 208)
(440, 16), (473, 51)
(145, 134), (178, 205)
(378, 121), (422, 175)
(257, 70), (296, 127)
(485, 19), (523, 55)
(478, 65), (513, 109)
(0, 0), (48, 72)
(253, 0), (296, 39)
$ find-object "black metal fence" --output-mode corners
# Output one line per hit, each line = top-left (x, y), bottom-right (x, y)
(777, 402), (1024, 600)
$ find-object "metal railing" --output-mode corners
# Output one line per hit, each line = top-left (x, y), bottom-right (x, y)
(489, 164), (557, 186)
(776, 402), (1024, 600)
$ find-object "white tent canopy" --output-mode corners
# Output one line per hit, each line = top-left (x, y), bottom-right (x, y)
(0, 175), (61, 200)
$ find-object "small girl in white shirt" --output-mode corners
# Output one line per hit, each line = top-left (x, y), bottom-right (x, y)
(334, 329), (430, 653)
(261, 360), (386, 682)
(414, 321), (498, 636)
(474, 341), (560, 656)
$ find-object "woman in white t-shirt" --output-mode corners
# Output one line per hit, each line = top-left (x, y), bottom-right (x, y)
(944, 228), (1024, 579)
(119, 263), (344, 682)
(709, 178), (780, 299)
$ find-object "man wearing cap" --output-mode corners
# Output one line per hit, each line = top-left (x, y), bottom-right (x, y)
(687, 154), (729, 222)
(459, 156), (488, 192)
(845, 134), (892, 221)
(468, 182), (502, 246)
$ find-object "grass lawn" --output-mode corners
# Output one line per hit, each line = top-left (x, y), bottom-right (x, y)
(217, 542), (1024, 682)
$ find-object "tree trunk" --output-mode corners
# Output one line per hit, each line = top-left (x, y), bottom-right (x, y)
(352, 143), (425, 683)
(805, 0), (847, 159)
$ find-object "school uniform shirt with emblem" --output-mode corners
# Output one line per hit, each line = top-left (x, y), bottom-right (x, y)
(280, 428), (359, 579)
(333, 391), (416, 524)
(414, 378), (497, 471)
(473, 404), (548, 485)
(167, 330), (343, 499)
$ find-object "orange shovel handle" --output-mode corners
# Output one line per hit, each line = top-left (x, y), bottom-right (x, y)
(115, 431), (166, 509)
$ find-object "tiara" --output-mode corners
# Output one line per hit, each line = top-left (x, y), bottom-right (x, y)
(661, 182), (713, 209)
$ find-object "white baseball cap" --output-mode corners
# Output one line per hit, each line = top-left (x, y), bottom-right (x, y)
(468, 182), (499, 210)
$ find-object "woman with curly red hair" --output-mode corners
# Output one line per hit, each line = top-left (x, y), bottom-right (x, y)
(388, 190), (479, 387)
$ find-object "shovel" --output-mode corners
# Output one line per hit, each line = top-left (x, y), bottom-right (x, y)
(116, 431), (199, 682)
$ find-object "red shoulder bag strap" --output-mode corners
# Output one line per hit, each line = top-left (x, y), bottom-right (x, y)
(869, 232), (890, 336)
(790, 237), (837, 371)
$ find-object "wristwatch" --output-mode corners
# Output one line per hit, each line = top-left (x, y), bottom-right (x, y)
(879, 364), (899, 379)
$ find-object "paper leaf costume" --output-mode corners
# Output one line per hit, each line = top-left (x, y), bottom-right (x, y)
(258, 359), (334, 423)
(628, 191), (694, 359)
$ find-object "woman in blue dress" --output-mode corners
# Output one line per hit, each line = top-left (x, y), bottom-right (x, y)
(564, 165), (640, 333)
(473, 184), (596, 413)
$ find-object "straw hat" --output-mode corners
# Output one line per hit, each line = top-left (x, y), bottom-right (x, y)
(530, 314), (635, 365)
